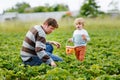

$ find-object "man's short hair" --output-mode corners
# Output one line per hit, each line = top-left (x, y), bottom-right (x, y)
(44, 18), (58, 28)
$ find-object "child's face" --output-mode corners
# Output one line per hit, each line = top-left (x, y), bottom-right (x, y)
(75, 23), (83, 30)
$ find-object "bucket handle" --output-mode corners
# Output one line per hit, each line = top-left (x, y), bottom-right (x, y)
(66, 40), (75, 48)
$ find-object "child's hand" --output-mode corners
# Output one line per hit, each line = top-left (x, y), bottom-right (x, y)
(82, 34), (87, 41)
(68, 38), (72, 42)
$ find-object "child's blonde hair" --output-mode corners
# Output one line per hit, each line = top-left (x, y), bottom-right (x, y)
(74, 18), (85, 26)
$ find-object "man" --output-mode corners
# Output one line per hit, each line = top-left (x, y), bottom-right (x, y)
(20, 18), (63, 67)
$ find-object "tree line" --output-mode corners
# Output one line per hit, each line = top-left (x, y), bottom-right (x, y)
(4, 2), (69, 13)
(4, 0), (118, 17)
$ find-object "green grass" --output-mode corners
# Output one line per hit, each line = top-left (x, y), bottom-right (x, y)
(0, 17), (120, 80)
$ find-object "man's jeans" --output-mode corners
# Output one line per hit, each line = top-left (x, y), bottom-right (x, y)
(23, 43), (63, 66)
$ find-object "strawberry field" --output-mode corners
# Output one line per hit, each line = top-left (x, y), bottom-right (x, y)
(0, 18), (120, 80)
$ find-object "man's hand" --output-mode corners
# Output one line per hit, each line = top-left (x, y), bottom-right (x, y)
(50, 61), (57, 67)
(49, 41), (61, 48)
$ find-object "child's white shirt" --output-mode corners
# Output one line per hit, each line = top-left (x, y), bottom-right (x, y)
(72, 29), (90, 47)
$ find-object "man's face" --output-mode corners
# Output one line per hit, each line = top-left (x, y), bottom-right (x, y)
(44, 25), (55, 34)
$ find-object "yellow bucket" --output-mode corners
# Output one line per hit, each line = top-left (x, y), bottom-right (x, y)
(65, 40), (74, 55)
(66, 46), (74, 55)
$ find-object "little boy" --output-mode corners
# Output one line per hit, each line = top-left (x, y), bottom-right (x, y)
(68, 18), (90, 61)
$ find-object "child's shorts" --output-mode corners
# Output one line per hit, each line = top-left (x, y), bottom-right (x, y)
(74, 46), (86, 61)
